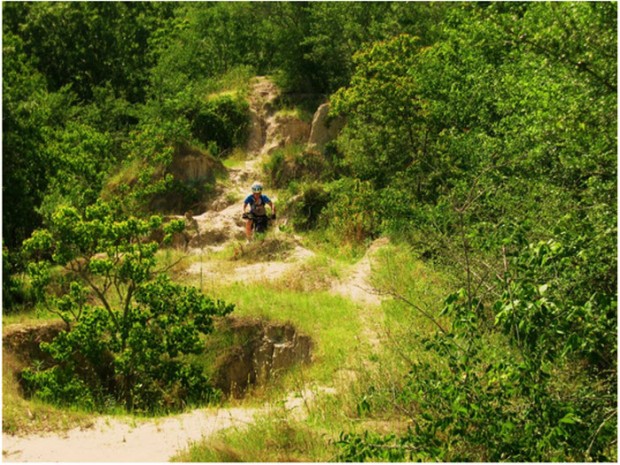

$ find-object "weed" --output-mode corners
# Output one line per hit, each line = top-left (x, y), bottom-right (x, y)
(2, 352), (92, 434)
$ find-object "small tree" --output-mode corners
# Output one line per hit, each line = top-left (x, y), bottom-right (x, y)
(22, 201), (234, 413)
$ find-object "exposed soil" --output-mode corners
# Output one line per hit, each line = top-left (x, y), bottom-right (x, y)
(213, 317), (313, 398)
(2, 77), (387, 462)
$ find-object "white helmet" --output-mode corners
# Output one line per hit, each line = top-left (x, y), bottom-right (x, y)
(251, 182), (263, 193)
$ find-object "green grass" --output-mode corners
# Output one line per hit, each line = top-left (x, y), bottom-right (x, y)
(2, 352), (94, 434)
(170, 240), (453, 462)
(274, 107), (314, 123)
(297, 230), (367, 264)
(3, 232), (457, 461)
(221, 147), (250, 169)
(2, 306), (60, 327)
(173, 415), (336, 462)
(200, 281), (365, 387)
(205, 65), (254, 97)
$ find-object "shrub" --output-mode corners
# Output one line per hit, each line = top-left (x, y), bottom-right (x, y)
(265, 145), (333, 189)
(21, 202), (234, 413)
(190, 93), (249, 154)
(285, 183), (330, 232)
(321, 178), (378, 244)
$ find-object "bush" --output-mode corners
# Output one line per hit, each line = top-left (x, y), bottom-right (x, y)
(285, 183), (330, 232)
(321, 178), (378, 244)
(103, 123), (225, 215)
(21, 202), (235, 413)
(336, 236), (617, 462)
(265, 147), (332, 189)
(2, 244), (31, 312)
(190, 93), (249, 154)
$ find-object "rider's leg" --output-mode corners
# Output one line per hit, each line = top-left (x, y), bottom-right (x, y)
(245, 219), (253, 241)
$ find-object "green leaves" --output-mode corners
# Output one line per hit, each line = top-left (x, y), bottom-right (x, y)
(21, 203), (234, 413)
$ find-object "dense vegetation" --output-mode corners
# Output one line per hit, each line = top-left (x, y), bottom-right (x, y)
(3, 1), (616, 461)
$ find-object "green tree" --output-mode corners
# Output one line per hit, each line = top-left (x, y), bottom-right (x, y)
(22, 202), (234, 412)
(6, 2), (175, 103)
(2, 31), (66, 248)
(334, 2), (616, 461)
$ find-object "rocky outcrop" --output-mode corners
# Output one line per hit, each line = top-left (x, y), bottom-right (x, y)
(307, 102), (345, 150)
(166, 78), (322, 251)
(263, 113), (311, 155)
(170, 145), (225, 182)
(245, 77), (279, 155)
(214, 318), (313, 398)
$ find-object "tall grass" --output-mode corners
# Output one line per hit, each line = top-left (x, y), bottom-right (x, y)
(201, 281), (365, 387)
(171, 240), (454, 462)
(205, 65), (255, 97)
(2, 352), (93, 434)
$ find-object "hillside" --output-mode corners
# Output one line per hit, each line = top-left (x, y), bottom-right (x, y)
(2, 76), (386, 462)
(2, 2), (616, 462)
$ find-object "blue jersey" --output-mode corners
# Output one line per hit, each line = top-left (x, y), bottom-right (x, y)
(244, 194), (271, 215)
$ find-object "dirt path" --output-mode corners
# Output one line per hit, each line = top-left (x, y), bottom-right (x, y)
(330, 238), (389, 350)
(2, 77), (389, 463)
(183, 76), (281, 249)
(3, 407), (261, 462)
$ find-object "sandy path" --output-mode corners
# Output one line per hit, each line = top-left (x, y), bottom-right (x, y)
(2, 77), (285, 464)
(330, 238), (389, 350)
(1, 245), (385, 463)
(3, 407), (261, 462)
(2, 387), (338, 462)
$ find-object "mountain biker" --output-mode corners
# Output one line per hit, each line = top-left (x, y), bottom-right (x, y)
(243, 182), (275, 241)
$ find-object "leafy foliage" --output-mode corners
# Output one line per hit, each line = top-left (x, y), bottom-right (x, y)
(338, 281), (615, 462)
(189, 93), (249, 154)
(2, 31), (61, 248)
(2, 1), (616, 458)
(332, 2), (616, 461)
(3, 2), (173, 102)
(21, 203), (234, 413)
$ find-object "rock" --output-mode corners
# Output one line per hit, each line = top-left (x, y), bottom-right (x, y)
(275, 114), (311, 146)
(260, 114), (311, 155)
(245, 108), (265, 154)
(170, 145), (225, 182)
(307, 102), (345, 150)
(213, 318), (313, 398)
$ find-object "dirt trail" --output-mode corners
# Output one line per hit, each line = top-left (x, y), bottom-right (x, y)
(2, 77), (388, 463)
(330, 238), (389, 350)
(185, 76), (280, 249)
(3, 407), (261, 462)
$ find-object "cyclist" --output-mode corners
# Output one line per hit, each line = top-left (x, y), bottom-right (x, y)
(243, 182), (275, 241)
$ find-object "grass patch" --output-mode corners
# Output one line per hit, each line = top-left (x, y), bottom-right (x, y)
(297, 230), (366, 264)
(274, 107), (313, 123)
(205, 65), (254, 97)
(173, 415), (335, 462)
(275, 254), (343, 293)
(201, 281), (365, 388)
(2, 352), (93, 435)
(172, 240), (457, 462)
(2, 307), (60, 327)
(221, 147), (250, 169)
(155, 247), (194, 277)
